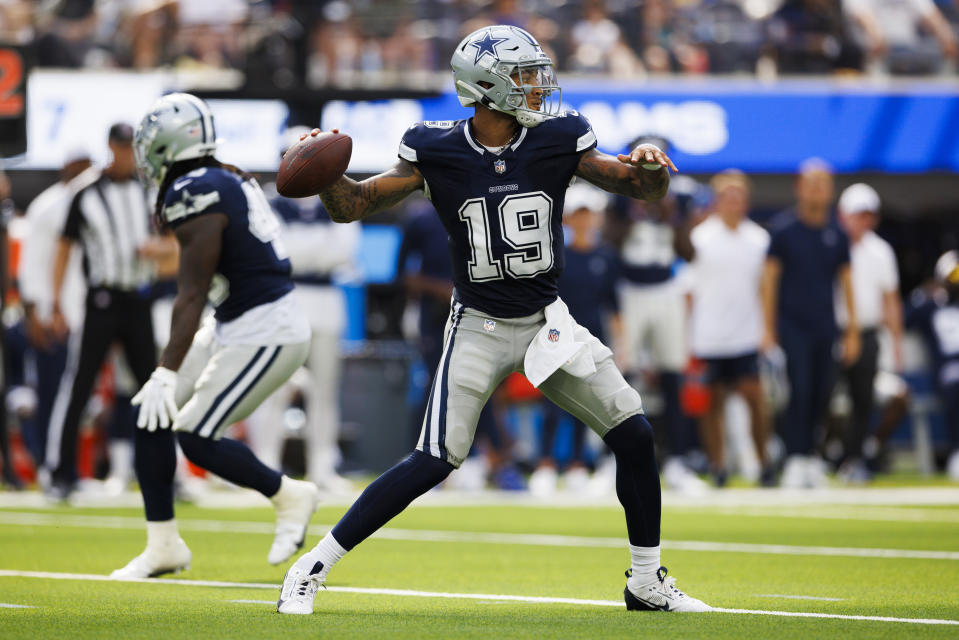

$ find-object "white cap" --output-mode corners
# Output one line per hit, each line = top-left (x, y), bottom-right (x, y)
(935, 250), (959, 283)
(563, 182), (609, 216)
(838, 183), (880, 216)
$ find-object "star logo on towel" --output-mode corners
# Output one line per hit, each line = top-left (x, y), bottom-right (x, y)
(548, 328), (560, 342)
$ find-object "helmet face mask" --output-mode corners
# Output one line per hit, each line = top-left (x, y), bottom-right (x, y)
(134, 92), (218, 188)
(452, 26), (563, 128)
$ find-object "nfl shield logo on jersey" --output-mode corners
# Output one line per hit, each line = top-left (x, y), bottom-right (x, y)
(548, 328), (560, 342)
(494, 159), (506, 174)
(484, 319), (496, 332)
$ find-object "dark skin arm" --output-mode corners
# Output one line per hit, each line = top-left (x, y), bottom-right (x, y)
(159, 213), (226, 371)
(575, 144), (677, 202)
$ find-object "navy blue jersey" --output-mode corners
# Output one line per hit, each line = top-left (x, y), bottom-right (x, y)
(906, 290), (959, 387)
(557, 245), (619, 341)
(162, 167), (293, 322)
(398, 112), (597, 318)
(767, 209), (850, 338)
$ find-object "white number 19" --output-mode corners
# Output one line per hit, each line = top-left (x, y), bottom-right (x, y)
(458, 191), (554, 282)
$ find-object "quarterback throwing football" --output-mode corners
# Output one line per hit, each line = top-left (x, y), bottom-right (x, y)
(279, 25), (710, 614)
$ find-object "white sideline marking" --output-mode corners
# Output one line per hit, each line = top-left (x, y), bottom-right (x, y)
(2, 511), (958, 561)
(4, 570), (959, 626)
(1, 570), (957, 626)
(0, 603), (35, 608)
(229, 600), (274, 605)
(754, 594), (845, 602)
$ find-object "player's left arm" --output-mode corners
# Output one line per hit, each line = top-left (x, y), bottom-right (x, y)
(575, 144), (677, 202)
(160, 214), (226, 371)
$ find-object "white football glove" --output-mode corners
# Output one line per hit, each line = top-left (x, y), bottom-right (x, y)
(132, 367), (179, 432)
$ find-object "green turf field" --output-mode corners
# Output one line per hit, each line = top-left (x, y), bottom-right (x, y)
(1, 489), (958, 639)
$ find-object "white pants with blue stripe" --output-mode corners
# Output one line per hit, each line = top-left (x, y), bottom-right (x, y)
(172, 317), (310, 439)
(418, 301), (644, 467)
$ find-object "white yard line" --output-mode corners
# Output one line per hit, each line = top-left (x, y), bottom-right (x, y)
(754, 594), (845, 602)
(2, 511), (958, 561)
(0, 603), (35, 608)
(1, 570), (956, 626)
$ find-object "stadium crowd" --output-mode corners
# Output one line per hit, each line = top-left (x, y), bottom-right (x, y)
(0, 0), (956, 81)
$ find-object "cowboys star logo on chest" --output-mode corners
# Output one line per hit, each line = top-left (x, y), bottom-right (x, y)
(494, 159), (506, 174)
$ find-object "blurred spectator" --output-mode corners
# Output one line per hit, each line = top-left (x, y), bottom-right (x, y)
(0, 0), (33, 43)
(766, 0), (866, 73)
(690, 0), (765, 73)
(832, 183), (903, 483)
(761, 158), (858, 489)
(687, 170), (773, 487)
(638, 0), (709, 73)
(528, 183), (621, 495)
(34, 0), (99, 67)
(172, 0), (247, 69)
(906, 251), (959, 481)
(568, 0), (643, 76)
(17, 147), (92, 470)
(847, 0), (958, 74)
(0, 165), (20, 488)
(609, 136), (704, 493)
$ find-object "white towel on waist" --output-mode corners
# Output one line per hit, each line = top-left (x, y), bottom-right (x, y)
(524, 298), (596, 388)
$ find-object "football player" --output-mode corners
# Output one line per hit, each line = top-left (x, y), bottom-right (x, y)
(111, 93), (321, 579)
(278, 25), (710, 614)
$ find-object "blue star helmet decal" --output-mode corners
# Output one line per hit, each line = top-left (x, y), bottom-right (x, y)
(470, 30), (508, 64)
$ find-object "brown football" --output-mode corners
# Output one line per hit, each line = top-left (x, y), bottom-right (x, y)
(276, 131), (352, 198)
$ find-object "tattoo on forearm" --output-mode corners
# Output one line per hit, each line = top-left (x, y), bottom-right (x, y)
(321, 160), (421, 223)
(576, 151), (669, 201)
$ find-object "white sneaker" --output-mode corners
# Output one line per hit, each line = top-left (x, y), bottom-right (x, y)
(947, 450), (959, 482)
(562, 467), (590, 493)
(445, 456), (489, 491)
(805, 456), (829, 489)
(528, 466), (559, 497)
(277, 562), (325, 615)
(780, 455), (808, 489)
(662, 458), (709, 495)
(625, 566), (712, 612)
(311, 472), (354, 495)
(110, 538), (192, 579)
(587, 455), (617, 496)
(269, 478), (321, 565)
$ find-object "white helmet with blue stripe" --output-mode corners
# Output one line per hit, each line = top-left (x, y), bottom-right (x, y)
(451, 25), (562, 128)
(134, 92), (218, 188)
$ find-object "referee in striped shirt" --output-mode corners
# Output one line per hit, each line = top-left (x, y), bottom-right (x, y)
(45, 123), (167, 498)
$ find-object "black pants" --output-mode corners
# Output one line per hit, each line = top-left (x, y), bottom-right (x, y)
(841, 329), (880, 460)
(47, 289), (156, 486)
(779, 324), (837, 456)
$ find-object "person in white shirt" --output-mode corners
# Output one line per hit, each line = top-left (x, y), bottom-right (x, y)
(687, 170), (773, 486)
(17, 148), (91, 469)
(834, 183), (903, 482)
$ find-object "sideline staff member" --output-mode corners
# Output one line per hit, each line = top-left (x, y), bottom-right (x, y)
(45, 123), (165, 498)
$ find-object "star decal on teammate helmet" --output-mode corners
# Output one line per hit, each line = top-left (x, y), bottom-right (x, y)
(470, 30), (508, 64)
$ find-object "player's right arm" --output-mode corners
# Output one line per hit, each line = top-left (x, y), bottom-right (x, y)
(299, 128), (424, 223)
(319, 159), (424, 223)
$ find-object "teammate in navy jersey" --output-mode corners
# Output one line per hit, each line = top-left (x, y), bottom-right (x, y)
(906, 251), (959, 481)
(111, 93), (321, 579)
(279, 25), (710, 614)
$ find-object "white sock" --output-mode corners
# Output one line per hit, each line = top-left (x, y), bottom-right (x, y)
(293, 532), (346, 580)
(628, 544), (661, 585)
(146, 520), (179, 548)
(108, 439), (133, 483)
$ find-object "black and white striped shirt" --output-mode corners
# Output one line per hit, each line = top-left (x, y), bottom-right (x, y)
(62, 170), (155, 291)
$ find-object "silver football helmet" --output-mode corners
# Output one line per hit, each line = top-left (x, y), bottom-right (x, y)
(134, 93), (218, 187)
(451, 25), (562, 128)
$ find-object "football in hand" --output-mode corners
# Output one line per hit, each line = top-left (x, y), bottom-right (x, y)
(276, 131), (352, 198)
